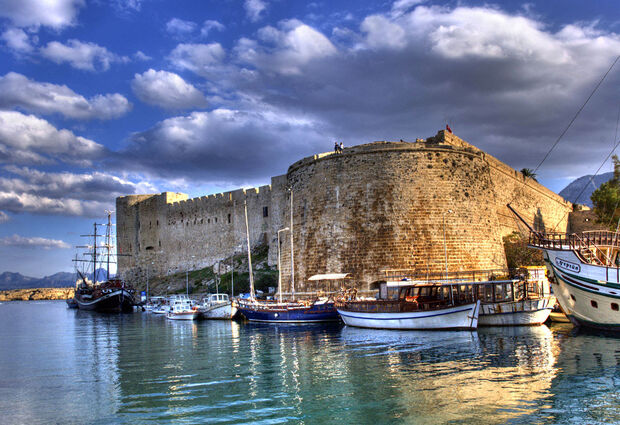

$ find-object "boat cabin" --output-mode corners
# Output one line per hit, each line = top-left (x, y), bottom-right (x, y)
(207, 294), (229, 304)
(339, 280), (477, 313)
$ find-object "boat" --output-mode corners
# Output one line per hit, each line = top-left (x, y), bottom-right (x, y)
(236, 297), (339, 322)
(336, 280), (480, 330)
(72, 212), (136, 313)
(233, 199), (340, 323)
(166, 296), (200, 320)
(509, 204), (620, 331)
(476, 267), (555, 326)
(145, 296), (166, 312)
(199, 293), (234, 319)
(66, 298), (78, 309)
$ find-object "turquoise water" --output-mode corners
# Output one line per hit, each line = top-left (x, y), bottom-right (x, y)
(0, 301), (619, 424)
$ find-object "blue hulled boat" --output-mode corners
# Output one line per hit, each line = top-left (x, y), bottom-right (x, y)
(236, 299), (339, 323)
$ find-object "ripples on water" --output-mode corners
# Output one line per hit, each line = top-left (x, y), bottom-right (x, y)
(0, 301), (619, 424)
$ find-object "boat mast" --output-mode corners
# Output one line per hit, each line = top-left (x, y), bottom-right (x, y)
(93, 221), (97, 283)
(106, 211), (111, 281)
(290, 188), (295, 300)
(244, 200), (255, 299)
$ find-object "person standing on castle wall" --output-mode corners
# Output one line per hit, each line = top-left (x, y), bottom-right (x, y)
(334, 141), (339, 154)
(339, 142), (344, 153)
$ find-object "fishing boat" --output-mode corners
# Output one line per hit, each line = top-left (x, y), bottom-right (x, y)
(166, 296), (200, 321)
(509, 204), (620, 330)
(336, 280), (480, 330)
(73, 212), (136, 313)
(199, 293), (234, 319)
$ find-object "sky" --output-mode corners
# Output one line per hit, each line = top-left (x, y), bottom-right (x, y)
(0, 0), (619, 278)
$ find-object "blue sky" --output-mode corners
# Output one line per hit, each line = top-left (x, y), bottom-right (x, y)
(0, 0), (619, 277)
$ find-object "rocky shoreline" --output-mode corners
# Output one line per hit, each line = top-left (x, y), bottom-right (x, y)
(0, 288), (74, 301)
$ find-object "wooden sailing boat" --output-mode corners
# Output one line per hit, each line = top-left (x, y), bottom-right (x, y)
(509, 204), (620, 330)
(72, 211), (136, 312)
(235, 194), (340, 323)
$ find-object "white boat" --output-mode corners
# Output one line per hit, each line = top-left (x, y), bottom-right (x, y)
(152, 304), (171, 315)
(479, 297), (554, 326)
(510, 205), (620, 331)
(166, 296), (199, 321)
(336, 281), (480, 330)
(145, 296), (166, 312)
(199, 294), (233, 320)
(476, 269), (555, 326)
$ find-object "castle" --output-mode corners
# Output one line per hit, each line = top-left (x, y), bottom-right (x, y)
(116, 130), (573, 292)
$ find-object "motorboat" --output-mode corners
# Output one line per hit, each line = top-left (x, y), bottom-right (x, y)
(336, 280), (480, 330)
(475, 267), (555, 326)
(199, 293), (234, 320)
(166, 296), (199, 321)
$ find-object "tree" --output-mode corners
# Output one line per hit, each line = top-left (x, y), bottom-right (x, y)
(503, 232), (544, 269)
(591, 154), (620, 229)
(520, 168), (538, 182)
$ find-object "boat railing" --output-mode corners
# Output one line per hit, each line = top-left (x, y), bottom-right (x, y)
(530, 230), (620, 250)
(529, 230), (620, 266)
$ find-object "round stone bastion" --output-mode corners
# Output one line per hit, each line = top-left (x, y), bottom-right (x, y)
(285, 140), (507, 291)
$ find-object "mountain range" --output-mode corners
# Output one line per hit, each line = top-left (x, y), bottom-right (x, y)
(0, 268), (109, 291)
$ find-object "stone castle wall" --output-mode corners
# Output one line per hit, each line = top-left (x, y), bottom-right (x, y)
(116, 130), (573, 292)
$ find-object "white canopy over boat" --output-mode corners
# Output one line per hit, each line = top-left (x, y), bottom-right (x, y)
(308, 273), (351, 281)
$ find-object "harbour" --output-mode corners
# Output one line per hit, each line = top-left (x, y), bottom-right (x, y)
(1, 300), (618, 424)
(1, 1), (620, 424)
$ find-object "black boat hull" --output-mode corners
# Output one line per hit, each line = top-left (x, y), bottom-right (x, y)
(75, 290), (135, 313)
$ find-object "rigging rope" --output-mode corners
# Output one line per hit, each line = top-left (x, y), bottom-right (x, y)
(507, 54), (620, 230)
(532, 55), (620, 177)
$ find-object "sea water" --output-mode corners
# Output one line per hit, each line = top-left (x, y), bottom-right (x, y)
(0, 301), (619, 424)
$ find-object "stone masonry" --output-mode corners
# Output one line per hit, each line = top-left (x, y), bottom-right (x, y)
(116, 130), (573, 292)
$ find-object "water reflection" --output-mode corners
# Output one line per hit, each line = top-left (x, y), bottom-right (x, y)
(2, 303), (620, 424)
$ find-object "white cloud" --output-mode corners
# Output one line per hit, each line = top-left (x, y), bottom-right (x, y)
(0, 111), (106, 165)
(0, 211), (8, 223)
(131, 69), (207, 110)
(361, 15), (406, 50)
(245, 0), (267, 22)
(134, 50), (151, 61)
(201, 20), (225, 37)
(166, 18), (197, 36)
(391, 0), (426, 17)
(236, 20), (337, 75)
(0, 0), (85, 29)
(111, 0), (142, 13)
(0, 166), (156, 217)
(40, 39), (129, 71)
(168, 43), (226, 76)
(0, 234), (70, 249)
(1, 28), (35, 52)
(0, 72), (131, 119)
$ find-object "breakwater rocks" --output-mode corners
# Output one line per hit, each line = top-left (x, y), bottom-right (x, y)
(0, 288), (74, 301)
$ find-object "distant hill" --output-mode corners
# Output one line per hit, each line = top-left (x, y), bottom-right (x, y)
(558, 172), (613, 207)
(0, 268), (110, 290)
(0, 272), (37, 290)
